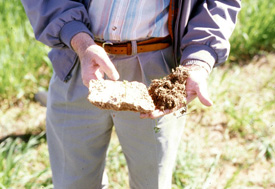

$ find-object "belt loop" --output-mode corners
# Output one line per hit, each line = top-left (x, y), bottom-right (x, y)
(131, 41), (137, 55)
(126, 42), (132, 55)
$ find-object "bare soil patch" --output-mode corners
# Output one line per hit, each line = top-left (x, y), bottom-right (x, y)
(0, 103), (46, 140)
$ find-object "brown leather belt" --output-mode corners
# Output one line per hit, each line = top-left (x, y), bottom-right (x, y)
(95, 36), (171, 55)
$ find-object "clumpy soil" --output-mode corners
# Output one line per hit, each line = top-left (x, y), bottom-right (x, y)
(148, 65), (189, 111)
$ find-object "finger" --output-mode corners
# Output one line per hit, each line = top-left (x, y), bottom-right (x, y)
(140, 111), (162, 119)
(186, 92), (197, 104)
(196, 83), (213, 106)
(140, 110), (164, 119)
(82, 72), (104, 88)
(82, 74), (97, 87)
(140, 113), (151, 119)
(140, 109), (172, 119)
(94, 68), (105, 80)
(97, 55), (120, 81)
(81, 63), (105, 87)
(150, 109), (171, 119)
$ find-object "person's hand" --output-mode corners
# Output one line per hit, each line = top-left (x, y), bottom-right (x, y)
(79, 44), (120, 87)
(140, 108), (181, 119)
(140, 65), (212, 119)
(185, 65), (213, 106)
(71, 32), (119, 87)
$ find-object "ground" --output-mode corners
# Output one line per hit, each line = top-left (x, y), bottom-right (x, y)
(0, 54), (274, 188)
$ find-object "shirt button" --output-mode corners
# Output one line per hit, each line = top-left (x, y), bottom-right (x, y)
(112, 26), (117, 31)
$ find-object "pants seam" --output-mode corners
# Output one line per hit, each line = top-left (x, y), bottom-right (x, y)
(152, 118), (160, 189)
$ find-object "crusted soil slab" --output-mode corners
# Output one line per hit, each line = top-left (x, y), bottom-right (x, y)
(88, 80), (155, 113)
(148, 65), (189, 111)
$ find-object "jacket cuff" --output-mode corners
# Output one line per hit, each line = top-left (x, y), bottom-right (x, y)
(60, 20), (94, 50)
(182, 60), (212, 74)
(180, 44), (218, 70)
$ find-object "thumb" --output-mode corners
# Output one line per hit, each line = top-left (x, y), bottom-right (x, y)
(101, 60), (120, 81)
(81, 67), (104, 88)
(196, 82), (213, 106)
(186, 91), (197, 104)
(98, 54), (120, 81)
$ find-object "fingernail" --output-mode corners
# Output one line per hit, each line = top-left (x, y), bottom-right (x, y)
(206, 99), (213, 106)
(140, 114), (146, 119)
(113, 72), (120, 81)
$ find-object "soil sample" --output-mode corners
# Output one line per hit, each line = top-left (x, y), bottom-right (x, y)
(148, 65), (189, 111)
(88, 66), (188, 114)
(88, 80), (155, 113)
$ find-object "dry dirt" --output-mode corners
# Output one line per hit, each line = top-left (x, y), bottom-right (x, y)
(148, 65), (188, 111)
(88, 80), (155, 113)
(88, 65), (189, 113)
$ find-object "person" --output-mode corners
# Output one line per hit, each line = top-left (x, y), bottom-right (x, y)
(21, 0), (241, 188)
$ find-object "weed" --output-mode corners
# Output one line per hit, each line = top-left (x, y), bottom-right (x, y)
(230, 0), (275, 62)
(0, 0), (51, 108)
(0, 132), (51, 188)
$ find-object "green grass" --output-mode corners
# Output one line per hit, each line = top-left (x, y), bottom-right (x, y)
(0, 132), (52, 189)
(229, 0), (275, 61)
(0, 0), (51, 109)
(208, 59), (275, 139)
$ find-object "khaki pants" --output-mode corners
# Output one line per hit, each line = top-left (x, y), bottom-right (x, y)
(46, 46), (186, 189)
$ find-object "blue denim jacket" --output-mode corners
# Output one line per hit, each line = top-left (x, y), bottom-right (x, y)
(21, 0), (241, 82)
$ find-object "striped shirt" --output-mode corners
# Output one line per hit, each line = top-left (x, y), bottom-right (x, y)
(88, 0), (170, 42)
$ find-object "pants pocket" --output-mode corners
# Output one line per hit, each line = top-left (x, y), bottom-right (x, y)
(137, 46), (175, 86)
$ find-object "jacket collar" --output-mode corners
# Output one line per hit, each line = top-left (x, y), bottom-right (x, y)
(83, 0), (92, 9)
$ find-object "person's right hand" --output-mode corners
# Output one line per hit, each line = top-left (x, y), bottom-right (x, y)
(71, 32), (119, 87)
(185, 65), (213, 106)
(140, 65), (213, 119)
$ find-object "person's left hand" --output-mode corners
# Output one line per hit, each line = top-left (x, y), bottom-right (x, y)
(140, 65), (213, 119)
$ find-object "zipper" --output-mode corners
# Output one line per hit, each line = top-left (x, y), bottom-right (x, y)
(174, 0), (182, 66)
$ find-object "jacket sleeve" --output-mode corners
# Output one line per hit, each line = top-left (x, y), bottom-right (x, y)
(180, 0), (241, 70)
(21, 0), (93, 49)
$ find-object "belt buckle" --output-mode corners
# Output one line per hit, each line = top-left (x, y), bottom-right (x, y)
(102, 41), (113, 49)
